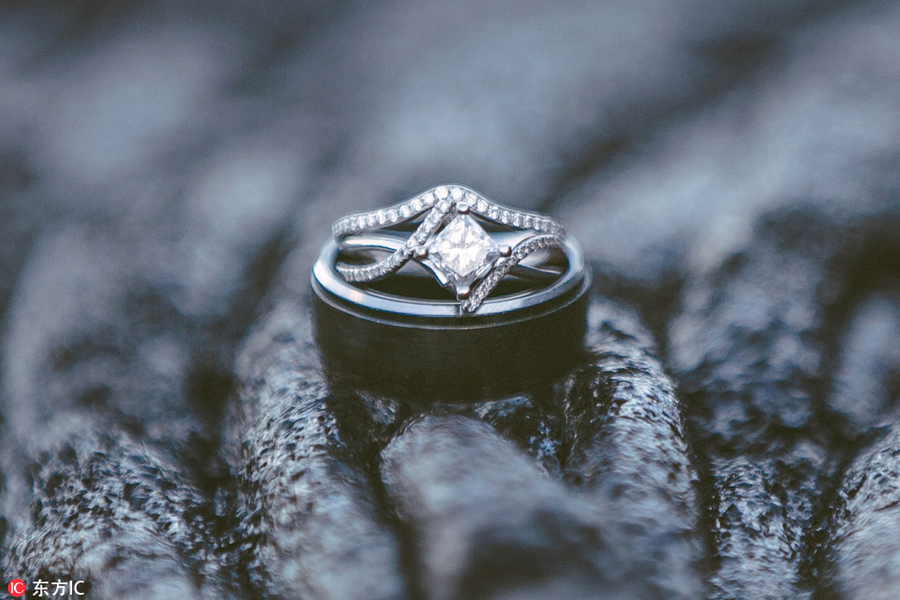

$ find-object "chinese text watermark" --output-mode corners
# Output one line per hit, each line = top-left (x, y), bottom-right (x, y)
(7, 580), (86, 597)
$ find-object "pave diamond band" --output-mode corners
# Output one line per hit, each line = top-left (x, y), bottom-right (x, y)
(331, 185), (569, 313)
(331, 184), (565, 239)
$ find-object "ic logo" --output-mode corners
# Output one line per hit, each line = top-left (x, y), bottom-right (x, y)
(7, 580), (25, 598)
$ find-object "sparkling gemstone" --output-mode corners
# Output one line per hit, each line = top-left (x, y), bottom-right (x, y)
(426, 215), (500, 294)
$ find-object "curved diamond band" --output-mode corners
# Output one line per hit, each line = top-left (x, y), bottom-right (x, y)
(310, 185), (590, 400)
(331, 185), (568, 313)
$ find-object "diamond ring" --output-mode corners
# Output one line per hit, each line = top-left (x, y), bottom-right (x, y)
(330, 184), (569, 314)
(311, 185), (590, 399)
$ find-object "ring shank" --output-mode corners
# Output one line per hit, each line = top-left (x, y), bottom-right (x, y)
(315, 238), (585, 317)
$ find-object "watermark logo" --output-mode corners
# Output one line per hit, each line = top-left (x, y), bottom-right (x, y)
(7, 580), (86, 597)
(7, 580), (26, 598)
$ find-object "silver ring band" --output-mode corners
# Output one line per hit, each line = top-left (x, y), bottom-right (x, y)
(313, 236), (586, 318)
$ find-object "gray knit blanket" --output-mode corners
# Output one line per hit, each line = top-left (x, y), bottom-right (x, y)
(2, 1), (899, 598)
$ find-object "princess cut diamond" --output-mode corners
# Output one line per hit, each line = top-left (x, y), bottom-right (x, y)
(426, 214), (500, 295)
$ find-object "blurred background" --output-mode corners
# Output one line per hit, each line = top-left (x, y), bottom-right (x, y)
(2, 0), (900, 598)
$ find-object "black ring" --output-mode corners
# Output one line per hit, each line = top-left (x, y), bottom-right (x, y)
(311, 237), (591, 400)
